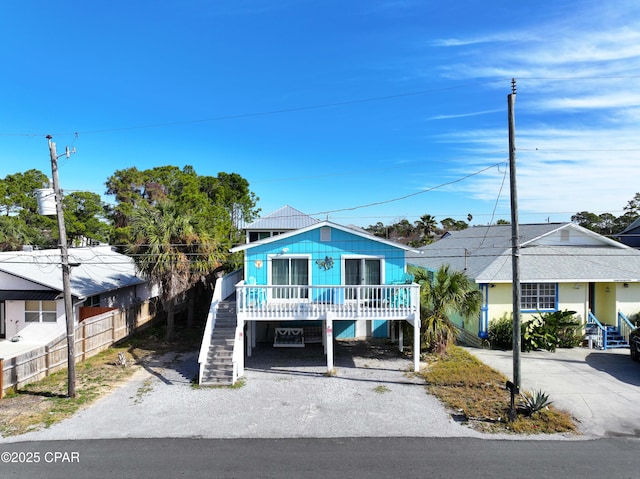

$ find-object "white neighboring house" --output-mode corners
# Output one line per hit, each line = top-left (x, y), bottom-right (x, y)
(0, 246), (154, 344)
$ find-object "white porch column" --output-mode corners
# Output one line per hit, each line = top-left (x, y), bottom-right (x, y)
(247, 320), (252, 357)
(399, 321), (404, 353)
(326, 316), (334, 373)
(323, 320), (327, 354)
(413, 316), (421, 373)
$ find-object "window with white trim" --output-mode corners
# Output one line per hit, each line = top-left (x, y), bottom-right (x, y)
(25, 300), (57, 323)
(271, 257), (309, 299)
(521, 283), (556, 310)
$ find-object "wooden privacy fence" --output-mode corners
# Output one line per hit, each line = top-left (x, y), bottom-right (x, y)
(0, 300), (155, 398)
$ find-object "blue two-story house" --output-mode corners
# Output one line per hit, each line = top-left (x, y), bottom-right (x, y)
(198, 218), (422, 385)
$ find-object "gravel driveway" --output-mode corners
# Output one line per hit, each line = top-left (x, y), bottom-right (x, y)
(1, 340), (496, 443)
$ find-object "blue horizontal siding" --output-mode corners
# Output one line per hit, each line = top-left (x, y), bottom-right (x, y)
(244, 226), (407, 286)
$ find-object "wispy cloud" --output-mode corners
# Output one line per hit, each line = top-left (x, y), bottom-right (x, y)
(427, 108), (503, 121)
(427, 1), (640, 219)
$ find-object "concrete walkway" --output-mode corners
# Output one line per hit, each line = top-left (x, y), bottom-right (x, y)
(466, 346), (640, 437)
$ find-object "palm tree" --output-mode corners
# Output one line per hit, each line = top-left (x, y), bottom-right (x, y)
(414, 214), (437, 242)
(128, 200), (221, 340)
(410, 264), (482, 354)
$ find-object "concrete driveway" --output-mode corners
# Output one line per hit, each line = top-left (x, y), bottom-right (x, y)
(466, 346), (640, 437)
(3, 341), (637, 443)
(2, 341), (492, 443)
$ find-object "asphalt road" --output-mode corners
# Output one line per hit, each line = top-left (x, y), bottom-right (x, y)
(1, 437), (638, 479)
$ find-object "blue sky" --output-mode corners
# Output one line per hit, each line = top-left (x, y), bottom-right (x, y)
(1, 0), (639, 228)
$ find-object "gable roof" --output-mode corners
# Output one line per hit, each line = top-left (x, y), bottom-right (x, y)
(0, 246), (145, 299)
(409, 222), (640, 283)
(230, 220), (418, 253)
(616, 216), (640, 236)
(243, 205), (320, 231)
(614, 216), (640, 248)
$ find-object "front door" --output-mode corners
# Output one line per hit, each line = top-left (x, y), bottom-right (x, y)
(344, 258), (381, 298)
(343, 258), (385, 338)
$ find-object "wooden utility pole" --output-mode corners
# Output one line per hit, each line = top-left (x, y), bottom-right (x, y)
(47, 135), (76, 398)
(507, 79), (521, 421)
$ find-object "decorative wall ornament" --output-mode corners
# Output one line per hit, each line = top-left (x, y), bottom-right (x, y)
(316, 256), (334, 270)
(254, 260), (263, 269)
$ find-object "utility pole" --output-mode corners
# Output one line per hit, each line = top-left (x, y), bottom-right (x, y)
(47, 135), (76, 398)
(507, 79), (521, 421)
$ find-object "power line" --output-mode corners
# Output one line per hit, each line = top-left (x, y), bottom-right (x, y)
(310, 162), (505, 215)
(0, 81), (505, 138)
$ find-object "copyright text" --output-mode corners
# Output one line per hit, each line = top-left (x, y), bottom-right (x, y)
(1, 451), (80, 463)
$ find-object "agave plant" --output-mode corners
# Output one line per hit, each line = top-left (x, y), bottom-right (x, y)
(520, 390), (553, 416)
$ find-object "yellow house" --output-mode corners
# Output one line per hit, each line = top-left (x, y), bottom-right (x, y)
(409, 223), (640, 348)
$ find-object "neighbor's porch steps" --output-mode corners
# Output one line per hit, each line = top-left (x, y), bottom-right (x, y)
(200, 300), (237, 386)
(604, 326), (629, 349)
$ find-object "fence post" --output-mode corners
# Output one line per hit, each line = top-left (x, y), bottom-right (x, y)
(45, 345), (50, 377)
(0, 358), (4, 399)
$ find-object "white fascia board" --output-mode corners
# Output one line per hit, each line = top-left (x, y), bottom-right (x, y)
(230, 220), (419, 253)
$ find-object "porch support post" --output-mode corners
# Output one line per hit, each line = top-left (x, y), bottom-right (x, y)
(413, 315), (421, 373)
(237, 319), (245, 377)
(323, 320), (327, 354)
(326, 315), (334, 373)
(247, 320), (252, 358)
(399, 321), (404, 353)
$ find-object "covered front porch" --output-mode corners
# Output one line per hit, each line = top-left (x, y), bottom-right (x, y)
(234, 283), (422, 377)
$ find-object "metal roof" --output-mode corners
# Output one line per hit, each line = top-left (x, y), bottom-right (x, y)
(243, 205), (320, 231)
(0, 246), (145, 299)
(409, 223), (640, 283)
(231, 220), (418, 253)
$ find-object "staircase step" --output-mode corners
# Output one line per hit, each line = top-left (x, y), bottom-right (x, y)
(199, 299), (238, 387)
(203, 371), (233, 380)
(207, 353), (233, 361)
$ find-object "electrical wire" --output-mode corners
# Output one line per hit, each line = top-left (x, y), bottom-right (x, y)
(310, 162), (505, 215)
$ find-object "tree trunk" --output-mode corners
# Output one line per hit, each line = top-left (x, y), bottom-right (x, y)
(165, 299), (175, 341)
(187, 292), (195, 329)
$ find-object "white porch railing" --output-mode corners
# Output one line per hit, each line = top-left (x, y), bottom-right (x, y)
(235, 283), (420, 321)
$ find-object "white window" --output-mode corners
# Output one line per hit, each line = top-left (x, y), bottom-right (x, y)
(521, 283), (556, 311)
(271, 257), (309, 299)
(25, 300), (57, 323)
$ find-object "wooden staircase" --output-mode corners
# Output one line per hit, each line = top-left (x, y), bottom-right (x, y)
(200, 300), (237, 386)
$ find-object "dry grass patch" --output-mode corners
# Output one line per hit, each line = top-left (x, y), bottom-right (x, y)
(421, 345), (577, 435)
(0, 345), (138, 437)
(0, 323), (203, 437)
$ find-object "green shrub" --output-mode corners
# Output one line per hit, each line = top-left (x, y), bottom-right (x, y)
(488, 313), (513, 350)
(522, 310), (581, 352)
(489, 310), (581, 352)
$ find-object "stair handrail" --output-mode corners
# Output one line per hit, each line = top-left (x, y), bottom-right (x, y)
(618, 311), (635, 345)
(587, 311), (606, 350)
(198, 277), (222, 385)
